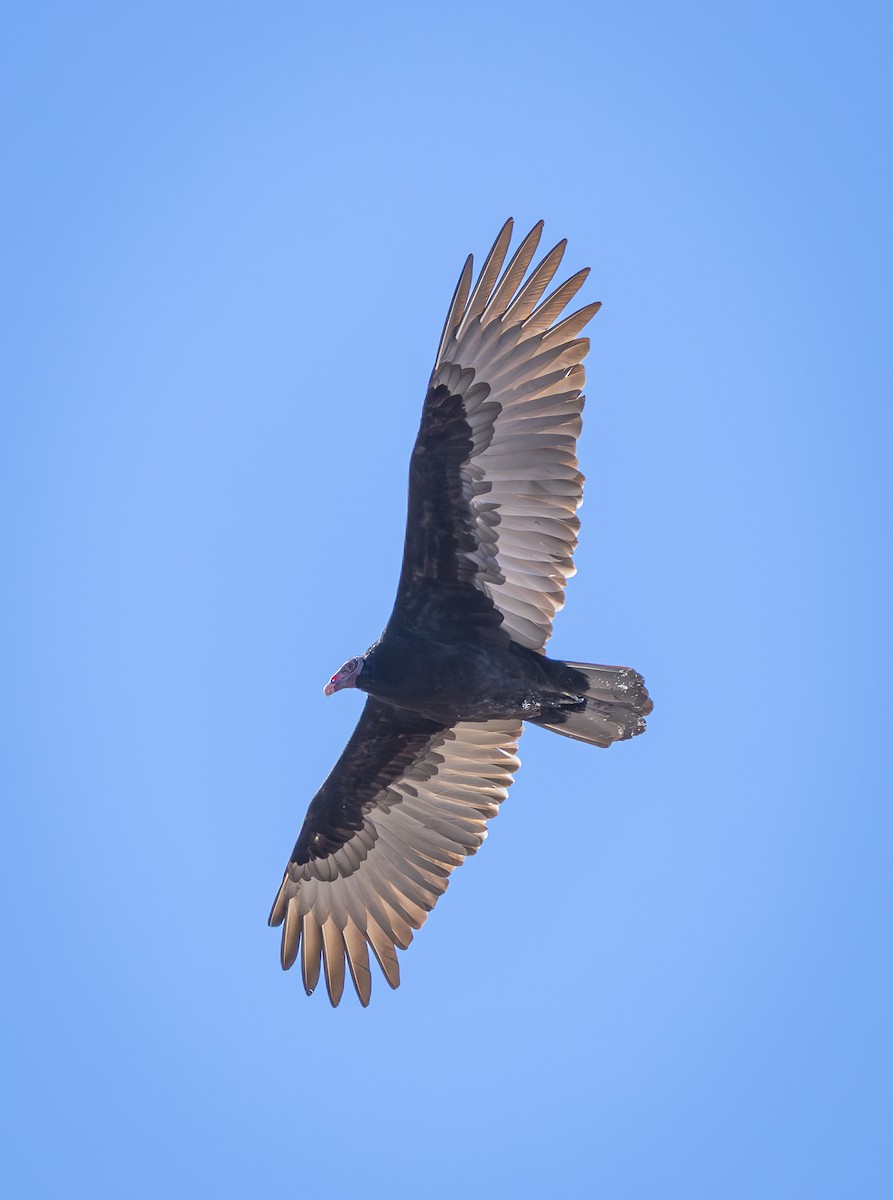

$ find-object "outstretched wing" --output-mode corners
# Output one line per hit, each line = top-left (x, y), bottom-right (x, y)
(391, 219), (598, 650)
(270, 698), (522, 1006)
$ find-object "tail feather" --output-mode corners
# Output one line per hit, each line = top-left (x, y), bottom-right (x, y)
(534, 662), (653, 747)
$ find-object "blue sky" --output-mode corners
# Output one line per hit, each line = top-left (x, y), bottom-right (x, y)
(4, 2), (891, 1196)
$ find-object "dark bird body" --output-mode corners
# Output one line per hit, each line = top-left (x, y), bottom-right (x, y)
(270, 220), (653, 1005)
(360, 629), (644, 729)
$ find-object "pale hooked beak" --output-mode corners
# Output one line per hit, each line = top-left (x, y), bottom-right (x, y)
(324, 656), (363, 696)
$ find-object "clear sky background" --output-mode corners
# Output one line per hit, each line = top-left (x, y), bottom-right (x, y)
(4, 2), (891, 1197)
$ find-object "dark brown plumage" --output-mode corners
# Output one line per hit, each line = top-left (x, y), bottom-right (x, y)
(270, 220), (652, 1005)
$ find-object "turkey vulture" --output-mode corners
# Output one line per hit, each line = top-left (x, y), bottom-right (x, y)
(270, 219), (652, 1005)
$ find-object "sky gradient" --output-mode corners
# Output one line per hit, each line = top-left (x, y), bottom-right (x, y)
(4, 3), (891, 1197)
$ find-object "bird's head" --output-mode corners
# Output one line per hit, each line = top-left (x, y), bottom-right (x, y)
(324, 655), (364, 696)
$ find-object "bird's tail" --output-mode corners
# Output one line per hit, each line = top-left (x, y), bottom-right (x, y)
(533, 662), (653, 747)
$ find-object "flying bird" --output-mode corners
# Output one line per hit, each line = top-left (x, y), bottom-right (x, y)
(270, 219), (652, 1005)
